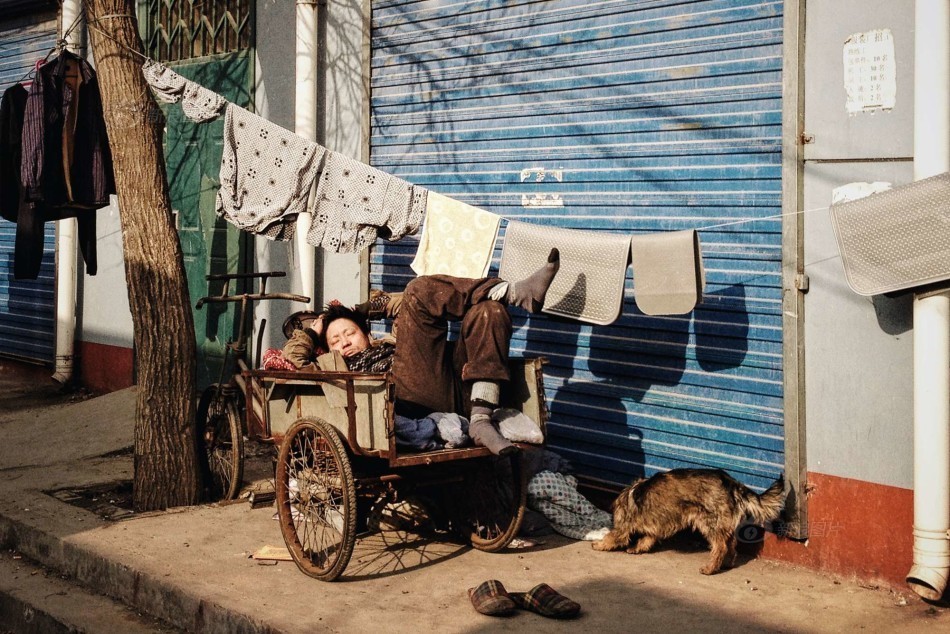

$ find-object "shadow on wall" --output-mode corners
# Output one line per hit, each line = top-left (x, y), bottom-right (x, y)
(872, 291), (913, 336)
(694, 282), (750, 371)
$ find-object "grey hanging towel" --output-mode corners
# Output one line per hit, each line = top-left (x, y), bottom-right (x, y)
(216, 103), (326, 240)
(629, 229), (705, 316)
(830, 172), (950, 295)
(499, 220), (631, 325)
(306, 150), (426, 253)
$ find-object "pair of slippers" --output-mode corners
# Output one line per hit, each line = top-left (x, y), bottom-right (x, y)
(468, 579), (581, 619)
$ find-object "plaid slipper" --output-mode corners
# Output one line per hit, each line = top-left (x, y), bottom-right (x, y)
(468, 579), (517, 616)
(510, 583), (581, 619)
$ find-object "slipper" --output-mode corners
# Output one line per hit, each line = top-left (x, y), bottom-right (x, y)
(468, 579), (517, 616)
(510, 583), (581, 619)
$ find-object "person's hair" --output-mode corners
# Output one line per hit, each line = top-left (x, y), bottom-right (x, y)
(319, 303), (369, 350)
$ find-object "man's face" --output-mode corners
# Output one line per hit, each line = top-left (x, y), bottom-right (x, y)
(325, 318), (370, 357)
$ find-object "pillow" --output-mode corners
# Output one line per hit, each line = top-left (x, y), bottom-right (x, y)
(494, 407), (544, 444)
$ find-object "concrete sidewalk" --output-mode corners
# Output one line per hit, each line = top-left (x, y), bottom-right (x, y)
(0, 369), (946, 633)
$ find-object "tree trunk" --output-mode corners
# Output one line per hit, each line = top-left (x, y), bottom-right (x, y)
(85, 0), (201, 510)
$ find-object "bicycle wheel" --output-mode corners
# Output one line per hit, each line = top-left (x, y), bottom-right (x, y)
(275, 418), (357, 581)
(453, 452), (526, 552)
(196, 384), (245, 501)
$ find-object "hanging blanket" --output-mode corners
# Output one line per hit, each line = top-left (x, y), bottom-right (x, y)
(830, 171), (950, 295)
(410, 191), (500, 278)
(629, 229), (705, 315)
(141, 60), (225, 123)
(500, 220), (631, 325)
(216, 104), (326, 240)
(307, 151), (427, 253)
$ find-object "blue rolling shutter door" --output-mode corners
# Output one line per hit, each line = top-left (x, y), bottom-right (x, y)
(0, 14), (57, 363)
(370, 0), (785, 489)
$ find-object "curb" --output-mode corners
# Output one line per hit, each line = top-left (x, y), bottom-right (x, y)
(0, 508), (280, 634)
(0, 549), (181, 634)
(0, 589), (76, 634)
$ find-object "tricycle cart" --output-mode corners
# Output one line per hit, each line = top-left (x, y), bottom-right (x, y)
(196, 272), (548, 581)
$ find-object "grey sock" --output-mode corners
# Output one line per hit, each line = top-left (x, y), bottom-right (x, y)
(505, 248), (560, 313)
(469, 405), (517, 456)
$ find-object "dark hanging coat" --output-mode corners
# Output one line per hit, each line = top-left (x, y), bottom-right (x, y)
(1, 49), (114, 279)
(0, 83), (28, 224)
(20, 48), (115, 208)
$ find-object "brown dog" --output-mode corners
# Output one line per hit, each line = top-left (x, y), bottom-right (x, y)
(592, 469), (785, 575)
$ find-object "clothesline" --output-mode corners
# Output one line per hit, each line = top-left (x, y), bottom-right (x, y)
(78, 20), (831, 238)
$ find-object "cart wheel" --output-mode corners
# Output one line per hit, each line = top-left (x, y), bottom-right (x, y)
(454, 451), (527, 552)
(196, 384), (245, 501)
(275, 418), (357, 581)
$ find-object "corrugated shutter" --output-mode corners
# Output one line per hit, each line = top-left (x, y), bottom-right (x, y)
(370, 0), (784, 489)
(0, 13), (57, 363)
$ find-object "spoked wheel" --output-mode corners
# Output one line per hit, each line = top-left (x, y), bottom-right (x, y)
(196, 384), (245, 501)
(275, 418), (357, 581)
(453, 451), (526, 552)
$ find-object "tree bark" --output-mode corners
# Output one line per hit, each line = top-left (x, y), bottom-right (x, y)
(84, 0), (201, 510)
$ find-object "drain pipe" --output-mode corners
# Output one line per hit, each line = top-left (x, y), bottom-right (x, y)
(907, 0), (950, 602)
(51, 0), (83, 384)
(295, 0), (319, 311)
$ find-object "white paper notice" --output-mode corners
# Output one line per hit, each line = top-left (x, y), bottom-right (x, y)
(843, 29), (896, 114)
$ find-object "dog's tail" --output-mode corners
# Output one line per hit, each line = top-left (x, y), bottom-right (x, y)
(741, 475), (785, 525)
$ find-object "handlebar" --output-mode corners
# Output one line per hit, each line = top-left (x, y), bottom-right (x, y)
(196, 271), (310, 309)
(196, 292), (310, 310)
(205, 271), (285, 282)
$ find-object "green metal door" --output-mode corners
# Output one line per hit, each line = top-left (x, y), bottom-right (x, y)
(142, 1), (255, 389)
(142, 0), (256, 389)
(161, 54), (253, 389)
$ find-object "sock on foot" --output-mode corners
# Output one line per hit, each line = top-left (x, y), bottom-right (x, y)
(505, 248), (560, 313)
(469, 403), (517, 456)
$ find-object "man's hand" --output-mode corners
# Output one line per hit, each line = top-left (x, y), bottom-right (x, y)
(307, 314), (325, 339)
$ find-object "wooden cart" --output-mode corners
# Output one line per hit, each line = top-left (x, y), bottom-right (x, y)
(196, 272), (548, 581)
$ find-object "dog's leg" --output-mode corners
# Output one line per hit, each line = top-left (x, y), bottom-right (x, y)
(592, 530), (628, 551)
(725, 533), (738, 569)
(625, 535), (657, 554)
(700, 531), (730, 575)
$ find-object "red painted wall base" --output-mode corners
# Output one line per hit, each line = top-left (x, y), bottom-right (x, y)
(77, 340), (134, 394)
(761, 471), (914, 590)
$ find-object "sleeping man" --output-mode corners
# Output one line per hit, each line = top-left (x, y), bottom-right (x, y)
(282, 249), (560, 456)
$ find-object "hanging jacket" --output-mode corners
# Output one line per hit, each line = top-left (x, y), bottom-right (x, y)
(2, 49), (107, 279)
(0, 83), (28, 224)
(20, 49), (115, 209)
(1, 81), (98, 279)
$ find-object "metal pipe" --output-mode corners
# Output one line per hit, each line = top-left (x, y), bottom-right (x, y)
(295, 0), (319, 311)
(907, 0), (950, 602)
(51, 0), (84, 385)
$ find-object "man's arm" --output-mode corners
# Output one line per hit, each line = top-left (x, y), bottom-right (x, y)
(282, 327), (322, 371)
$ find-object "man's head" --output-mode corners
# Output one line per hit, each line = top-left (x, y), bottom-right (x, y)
(321, 304), (371, 357)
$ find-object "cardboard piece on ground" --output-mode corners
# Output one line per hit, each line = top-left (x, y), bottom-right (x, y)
(251, 545), (293, 561)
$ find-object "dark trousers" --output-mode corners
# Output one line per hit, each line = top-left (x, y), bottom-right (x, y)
(392, 275), (512, 418)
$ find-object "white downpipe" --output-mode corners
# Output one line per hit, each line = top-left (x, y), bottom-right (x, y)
(51, 0), (83, 384)
(908, 0), (950, 602)
(295, 0), (319, 311)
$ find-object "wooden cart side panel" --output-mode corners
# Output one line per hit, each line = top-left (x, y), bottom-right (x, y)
(263, 378), (390, 451)
(500, 358), (548, 436)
